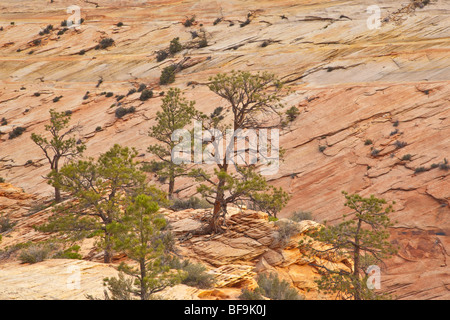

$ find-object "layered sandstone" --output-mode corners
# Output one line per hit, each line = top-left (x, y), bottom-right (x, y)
(0, 0), (449, 299)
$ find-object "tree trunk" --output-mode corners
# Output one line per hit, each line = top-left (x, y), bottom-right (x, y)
(209, 166), (227, 233)
(104, 232), (112, 263)
(53, 160), (61, 203)
(140, 259), (147, 300)
(353, 219), (362, 300)
(168, 175), (175, 199)
(54, 186), (61, 203)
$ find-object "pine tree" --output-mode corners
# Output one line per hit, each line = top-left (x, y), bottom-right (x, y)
(105, 194), (183, 300)
(189, 71), (290, 233)
(31, 109), (85, 202)
(39, 144), (167, 263)
(299, 192), (398, 300)
(146, 88), (198, 199)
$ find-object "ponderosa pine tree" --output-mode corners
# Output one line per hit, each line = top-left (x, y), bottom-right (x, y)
(299, 192), (398, 300)
(39, 144), (167, 263)
(189, 71), (290, 233)
(146, 88), (198, 199)
(104, 194), (183, 300)
(31, 109), (85, 202)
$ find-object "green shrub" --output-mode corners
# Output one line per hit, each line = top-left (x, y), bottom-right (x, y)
(364, 139), (373, 145)
(115, 106), (136, 118)
(139, 89), (153, 101)
(198, 38), (208, 48)
(105, 92), (114, 98)
(239, 288), (265, 300)
(289, 211), (313, 222)
(1, 117), (7, 126)
(52, 95), (62, 103)
(182, 262), (215, 288)
(170, 197), (212, 211)
(252, 273), (302, 300)
(19, 244), (51, 264)
(0, 177), (5, 183)
(96, 37), (114, 50)
(168, 257), (214, 289)
(156, 50), (168, 62)
(240, 19), (251, 27)
(169, 37), (182, 54)
(53, 245), (82, 260)
(0, 214), (16, 233)
(318, 145), (327, 153)
(8, 127), (26, 139)
(394, 140), (407, 149)
(371, 149), (380, 157)
(183, 16), (195, 27)
(137, 83), (147, 92)
(286, 106), (299, 122)
(274, 220), (299, 248)
(127, 88), (136, 96)
(401, 154), (412, 161)
(213, 18), (222, 25)
(414, 166), (427, 174)
(116, 22), (123, 27)
(160, 65), (177, 85)
(95, 126), (102, 132)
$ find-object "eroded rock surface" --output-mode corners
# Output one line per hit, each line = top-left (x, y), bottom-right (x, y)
(0, 0), (449, 299)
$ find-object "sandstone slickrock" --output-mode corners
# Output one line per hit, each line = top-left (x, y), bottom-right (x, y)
(0, 0), (449, 299)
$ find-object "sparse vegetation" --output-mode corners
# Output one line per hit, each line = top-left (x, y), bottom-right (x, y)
(139, 89), (153, 101)
(0, 214), (15, 233)
(96, 37), (114, 50)
(169, 37), (182, 54)
(394, 140), (407, 149)
(401, 154), (412, 161)
(115, 106), (136, 118)
(116, 22), (123, 27)
(289, 211), (313, 222)
(170, 197), (212, 211)
(137, 83), (147, 92)
(364, 139), (373, 145)
(18, 244), (51, 264)
(31, 109), (85, 202)
(156, 50), (169, 62)
(371, 149), (380, 157)
(8, 127), (26, 139)
(240, 19), (251, 27)
(286, 106), (300, 122)
(299, 192), (398, 300)
(159, 65), (177, 85)
(1, 117), (7, 126)
(183, 16), (195, 27)
(274, 219), (299, 248)
(240, 273), (302, 300)
(414, 166), (427, 173)
(52, 95), (62, 103)
(319, 145), (327, 153)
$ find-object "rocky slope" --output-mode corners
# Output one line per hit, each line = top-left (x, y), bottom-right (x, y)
(0, 0), (449, 299)
(0, 183), (347, 300)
